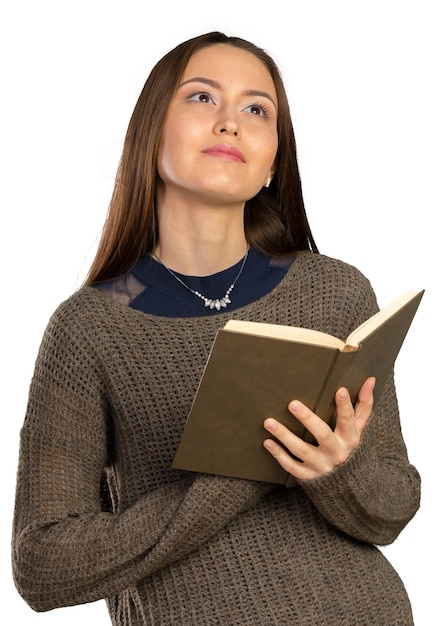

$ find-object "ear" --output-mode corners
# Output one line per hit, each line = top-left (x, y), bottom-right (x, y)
(264, 165), (275, 188)
(263, 163), (276, 187)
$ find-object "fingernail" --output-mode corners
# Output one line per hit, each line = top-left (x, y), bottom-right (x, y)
(264, 418), (276, 431)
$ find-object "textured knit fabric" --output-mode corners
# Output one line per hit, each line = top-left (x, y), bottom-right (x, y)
(12, 251), (420, 625)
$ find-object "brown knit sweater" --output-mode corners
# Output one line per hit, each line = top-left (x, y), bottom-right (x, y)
(12, 252), (420, 625)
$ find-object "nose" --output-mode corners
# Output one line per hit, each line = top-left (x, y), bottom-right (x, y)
(219, 127), (238, 136)
(219, 124), (239, 137)
(213, 107), (240, 137)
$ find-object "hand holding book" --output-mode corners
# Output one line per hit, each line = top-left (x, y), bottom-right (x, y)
(263, 376), (376, 481)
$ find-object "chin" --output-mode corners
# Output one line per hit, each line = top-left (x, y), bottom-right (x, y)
(197, 179), (261, 203)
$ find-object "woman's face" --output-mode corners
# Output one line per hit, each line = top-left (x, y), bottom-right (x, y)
(157, 44), (278, 207)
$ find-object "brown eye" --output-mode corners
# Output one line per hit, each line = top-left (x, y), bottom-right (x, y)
(244, 103), (269, 118)
(187, 91), (215, 104)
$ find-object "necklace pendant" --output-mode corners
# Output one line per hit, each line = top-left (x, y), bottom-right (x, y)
(204, 296), (231, 310)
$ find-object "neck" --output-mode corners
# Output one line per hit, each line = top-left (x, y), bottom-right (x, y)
(155, 196), (247, 276)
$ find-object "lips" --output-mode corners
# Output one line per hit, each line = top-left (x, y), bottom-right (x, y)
(202, 144), (246, 163)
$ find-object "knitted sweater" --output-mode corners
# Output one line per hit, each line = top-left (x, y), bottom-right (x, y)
(12, 252), (420, 625)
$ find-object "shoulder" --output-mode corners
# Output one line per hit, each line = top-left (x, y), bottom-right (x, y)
(296, 250), (371, 281)
(48, 287), (114, 326)
(36, 287), (149, 379)
(42, 287), (128, 350)
(294, 251), (375, 299)
(286, 251), (380, 334)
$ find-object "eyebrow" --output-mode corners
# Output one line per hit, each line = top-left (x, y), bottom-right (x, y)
(179, 76), (278, 111)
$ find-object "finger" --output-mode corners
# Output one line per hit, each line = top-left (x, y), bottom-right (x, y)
(262, 421), (332, 480)
(329, 387), (360, 448)
(262, 423), (314, 479)
(286, 400), (334, 446)
(263, 435), (304, 476)
(334, 377), (375, 440)
(264, 402), (334, 466)
(356, 376), (376, 410)
(354, 376), (376, 431)
(263, 416), (311, 459)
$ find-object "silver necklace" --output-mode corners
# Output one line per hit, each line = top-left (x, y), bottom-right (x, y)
(153, 247), (249, 310)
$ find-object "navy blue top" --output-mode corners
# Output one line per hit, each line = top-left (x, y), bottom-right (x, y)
(125, 247), (295, 317)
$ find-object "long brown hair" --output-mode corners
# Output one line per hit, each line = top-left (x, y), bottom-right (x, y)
(85, 32), (317, 286)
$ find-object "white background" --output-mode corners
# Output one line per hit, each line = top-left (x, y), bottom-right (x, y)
(1, 1), (433, 624)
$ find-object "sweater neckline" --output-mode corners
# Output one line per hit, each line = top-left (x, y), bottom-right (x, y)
(92, 250), (309, 324)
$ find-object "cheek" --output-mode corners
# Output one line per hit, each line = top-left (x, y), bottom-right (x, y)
(157, 124), (183, 181)
(247, 121), (278, 168)
(262, 131), (278, 169)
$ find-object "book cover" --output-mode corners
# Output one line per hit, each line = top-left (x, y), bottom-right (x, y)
(172, 290), (424, 485)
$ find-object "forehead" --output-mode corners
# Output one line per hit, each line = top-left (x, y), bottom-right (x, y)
(181, 44), (277, 95)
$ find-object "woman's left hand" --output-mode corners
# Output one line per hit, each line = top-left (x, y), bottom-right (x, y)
(263, 377), (376, 481)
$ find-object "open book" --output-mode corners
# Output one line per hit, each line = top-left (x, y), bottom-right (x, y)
(172, 289), (424, 486)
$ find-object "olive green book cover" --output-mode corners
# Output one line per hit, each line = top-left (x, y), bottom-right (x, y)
(173, 290), (424, 486)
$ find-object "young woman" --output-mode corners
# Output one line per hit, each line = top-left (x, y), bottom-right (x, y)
(12, 32), (420, 624)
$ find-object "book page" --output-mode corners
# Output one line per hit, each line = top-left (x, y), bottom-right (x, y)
(224, 319), (344, 348)
(345, 290), (420, 347)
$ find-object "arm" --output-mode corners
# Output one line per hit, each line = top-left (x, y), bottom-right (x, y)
(264, 373), (421, 545)
(262, 269), (421, 545)
(12, 302), (272, 612)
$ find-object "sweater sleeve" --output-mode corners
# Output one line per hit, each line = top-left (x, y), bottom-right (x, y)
(297, 280), (421, 545)
(299, 374), (420, 545)
(12, 301), (272, 612)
